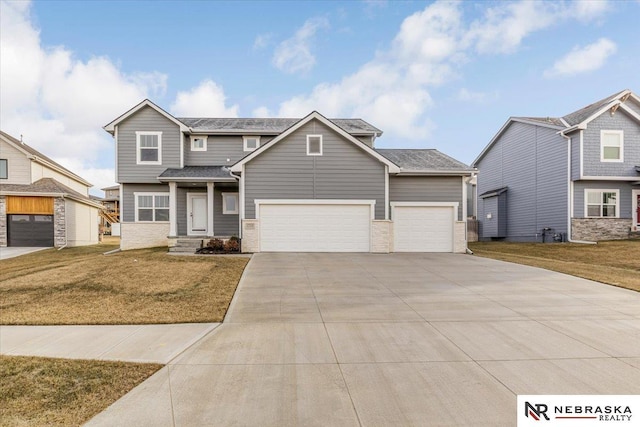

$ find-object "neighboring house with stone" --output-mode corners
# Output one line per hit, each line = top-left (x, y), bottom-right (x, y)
(99, 185), (120, 236)
(472, 89), (640, 242)
(0, 130), (101, 247)
(104, 99), (473, 253)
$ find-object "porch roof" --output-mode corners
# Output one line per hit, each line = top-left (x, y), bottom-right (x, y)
(158, 166), (237, 182)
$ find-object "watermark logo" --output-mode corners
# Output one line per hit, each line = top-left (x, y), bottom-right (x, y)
(517, 396), (638, 426)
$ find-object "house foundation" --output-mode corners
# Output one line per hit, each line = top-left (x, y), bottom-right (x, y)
(571, 218), (631, 241)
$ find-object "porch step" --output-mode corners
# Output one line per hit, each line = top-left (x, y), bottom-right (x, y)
(169, 239), (204, 253)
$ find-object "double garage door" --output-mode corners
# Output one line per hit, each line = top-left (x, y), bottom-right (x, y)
(257, 201), (455, 253)
(7, 214), (55, 247)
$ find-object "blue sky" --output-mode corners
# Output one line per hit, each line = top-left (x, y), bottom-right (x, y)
(1, 0), (639, 194)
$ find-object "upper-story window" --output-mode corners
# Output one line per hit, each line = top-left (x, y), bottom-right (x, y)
(0, 159), (7, 179)
(307, 135), (323, 156)
(600, 130), (623, 162)
(585, 189), (619, 218)
(243, 136), (260, 152)
(191, 135), (207, 151)
(136, 131), (162, 165)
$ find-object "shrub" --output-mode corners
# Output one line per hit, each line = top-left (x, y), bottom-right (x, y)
(224, 239), (240, 252)
(208, 238), (225, 251)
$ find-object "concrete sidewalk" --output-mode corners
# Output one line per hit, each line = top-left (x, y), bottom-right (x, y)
(0, 323), (219, 364)
(0, 247), (50, 260)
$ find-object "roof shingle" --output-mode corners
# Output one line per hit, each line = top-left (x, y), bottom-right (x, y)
(177, 117), (382, 135)
(376, 149), (473, 172)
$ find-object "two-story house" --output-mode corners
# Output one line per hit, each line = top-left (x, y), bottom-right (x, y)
(104, 100), (474, 253)
(0, 130), (101, 247)
(473, 89), (640, 242)
(99, 185), (120, 236)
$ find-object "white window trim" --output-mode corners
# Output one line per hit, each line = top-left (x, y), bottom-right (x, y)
(222, 192), (239, 215)
(584, 189), (620, 218)
(306, 134), (323, 156)
(190, 135), (207, 152)
(134, 192), (170, 222)
(136, 131), (162, 165)
(600, 130), (624, 163)
(243, 136), (261, 152)
(0, 158), (7, 179)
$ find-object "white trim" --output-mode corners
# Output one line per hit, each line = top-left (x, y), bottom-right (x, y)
(207, 182), (214, 237)
(633, 189), (640, 231)
(306, 134), (323, 156)
(461, 175), (467, 221)
(114, 126), (119, 183)
(222, 192), (239, 215)
(254, 199), (376, 220)
(180, 132), (184, 168)
(390, 201), (459, 208)
(243, 136), (261, 152)
(584, 189), (620, 218)
(600, 130), (624, 163)
(169, 182), (177, 237)
(103, 99), (190, 133)
(134, 192), (170, 223)
(384, 165), (389, 220)
(135, 131), (162, 165)
(394, 170), (474, 176)
(187, 192), (208, 236)
(579, 130), (584, 179)
(580, 176), (640, 181)
(190, 135), (208, 152)
(230, 111), (400, 173)
(618, 103), (640, 123)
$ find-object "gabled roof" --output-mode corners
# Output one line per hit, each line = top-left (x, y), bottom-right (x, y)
(0, 130), (92, 187)
(562, 89), (629, 126)
(376, 149), (474, 174)
(103, 99), (190, 133)
(230, 111), (400, 173)
(0, 178), (102, 208)
(178, 117), (382, 135)
(158, 166), (235, 181)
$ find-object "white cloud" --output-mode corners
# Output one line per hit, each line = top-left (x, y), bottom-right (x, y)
(457, 88), (497, 103)
(272, 16), (329, 74)
(573, 0), (609, 22)
(544, 38), (617, 78)
(252, 106), (271, 117)
(253, 33), (273, 50)
(170, 80), (239, 117)
(0, 0), (167, 193)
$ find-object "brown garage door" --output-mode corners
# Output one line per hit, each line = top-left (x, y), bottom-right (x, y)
(7, 215), (54, 247)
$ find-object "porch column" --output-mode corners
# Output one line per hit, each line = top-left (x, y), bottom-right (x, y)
(207, 182), (214, 237)
(169, 181), (177, 237)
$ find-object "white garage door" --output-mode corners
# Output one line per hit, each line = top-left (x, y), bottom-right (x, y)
(259, 202), (371, 252)
(393, 205), (455, 252)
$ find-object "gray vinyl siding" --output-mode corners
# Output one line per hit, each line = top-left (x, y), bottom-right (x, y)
(572, 181), (634, 218)
(0, 140), (31, 185)
(389, 176), (464, 220)
(117, 106), (181, 183)
(244, 119), (386, 219)
(121, 183), (170, 222)
(626, 98), (640, 116)
(355, 136), (373, 147)
(176, 187), (194, 236)
(481, 195), (507, 238)
(476, 122), (568, 241)
(214, 184), (239, 236)
(184, 136), (245, 166)
(582, 110), (640, 177)
(571, 133), (581, 180)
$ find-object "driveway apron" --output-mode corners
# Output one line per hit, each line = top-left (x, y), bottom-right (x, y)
(86, 253), (640, 427)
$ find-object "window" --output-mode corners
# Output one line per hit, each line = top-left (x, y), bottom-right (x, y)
(306, 135), (323, 156)
(243, 136), (260, 152)
(0, 159), (7, 179)
(135, 193), (170, 222)
(191, 135), (207, 151)
(600, 130), (623, 162)
(585, 190), (619, 218)
(136, 131), (162, 164)
(222, 192), (239, 215)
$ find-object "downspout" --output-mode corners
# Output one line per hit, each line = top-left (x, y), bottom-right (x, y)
(559, 130), (596, 245)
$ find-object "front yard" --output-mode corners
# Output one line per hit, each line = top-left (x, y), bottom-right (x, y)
(469, 240), (640, 292)
(0, 243), (249, 325)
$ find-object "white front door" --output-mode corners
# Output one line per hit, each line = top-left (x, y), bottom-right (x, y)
(187, 193), (208, 235)
(633, 189), (640, 232)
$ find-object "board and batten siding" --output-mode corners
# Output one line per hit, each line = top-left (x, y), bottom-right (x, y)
(243, 119), (386, 219)
(573, 181), (634, 218)
(581, 110), (640, 177)
(121, 183), (170, 222)
(0, 140), (31, 185)
(389, 176), (463, 220)
(117, 106), (181, 183)
(476, 121), (568, 241)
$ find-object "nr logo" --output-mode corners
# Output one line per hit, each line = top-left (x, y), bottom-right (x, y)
(525, 402), (550, 421)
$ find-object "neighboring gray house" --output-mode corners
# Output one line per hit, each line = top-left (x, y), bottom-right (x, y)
(104, 100), (473, 253)
(473, 89), (640, 242)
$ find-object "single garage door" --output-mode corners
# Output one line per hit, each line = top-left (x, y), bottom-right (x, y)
(393, 205), (455, 252)
(259, 202), (372, 252)
(7, 214), (54, 247)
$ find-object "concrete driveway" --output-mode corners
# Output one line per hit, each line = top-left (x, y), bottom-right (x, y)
(87, 253), (640, 426)
(0, 246), (49, 260)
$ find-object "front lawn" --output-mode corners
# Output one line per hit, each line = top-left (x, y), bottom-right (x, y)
(469, 240), (640, 292)
(0, 355), (162, 427)
(0, 244), (249, 325)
